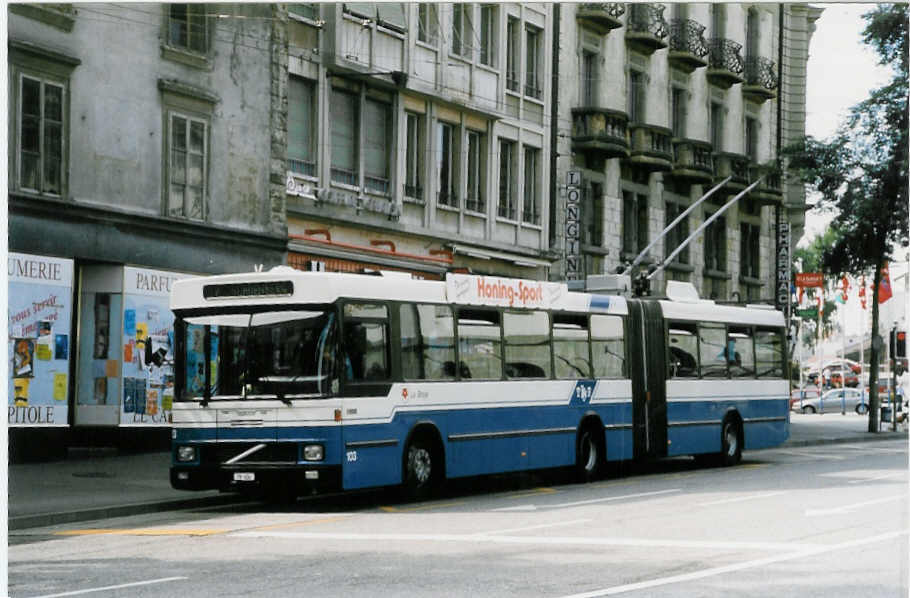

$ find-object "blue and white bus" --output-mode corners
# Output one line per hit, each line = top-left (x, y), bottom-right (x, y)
(169, 267), (789, 499)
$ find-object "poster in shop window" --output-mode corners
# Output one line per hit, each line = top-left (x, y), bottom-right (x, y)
(119, 266), (194, 426)
(8, 253), (74, 426)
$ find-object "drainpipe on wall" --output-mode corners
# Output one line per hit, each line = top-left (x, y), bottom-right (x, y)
(548, 3), (561, 256)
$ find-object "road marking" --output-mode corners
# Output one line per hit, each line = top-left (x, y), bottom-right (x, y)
(251, 515), (353, 532)
(777, 450), (846, 460)
(492, 489), (680, 511)
(697, 491), (788, 507)
(848, 472), (907, 484)
(554, 530), (908, 598)
(54, 529), (223, 537)
(551, 489), (681, 509)
(504, 487), (558, 499)
(805, 493), (907, 517)
(379, 501), (466, 512)
(476, 519), (592, 536)
(230, 530), (820, 552)
(26, 576), (188, 598)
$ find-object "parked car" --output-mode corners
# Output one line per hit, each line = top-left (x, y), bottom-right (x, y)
(792, 388), (869, 414)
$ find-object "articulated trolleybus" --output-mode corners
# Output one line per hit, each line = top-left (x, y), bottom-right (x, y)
(170, 267), (789, 498)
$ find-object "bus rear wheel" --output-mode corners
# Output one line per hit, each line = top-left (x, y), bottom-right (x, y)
(575, 425), (605, 482)
(719, 417), (742, 467)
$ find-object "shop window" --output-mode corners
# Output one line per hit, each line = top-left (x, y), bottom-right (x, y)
(93, 294), (111, 359)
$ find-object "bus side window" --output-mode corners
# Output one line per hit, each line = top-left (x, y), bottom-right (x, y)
(343, 303), (390, 382)
(456, 308), (502, 380)
(553, 314), (591, 379)
(400, 303), (455, 380)
(755, 328), (784, 378)
(667, 323), (698, 378)
(503, 310), (551, 379)
(698, 324), (728, 378)
(728, 326), (755, 378)
(591, 315), (624, 378)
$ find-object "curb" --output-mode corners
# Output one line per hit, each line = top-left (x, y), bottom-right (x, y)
(9, 493), (250, 531)
(783, 431), (907, 448)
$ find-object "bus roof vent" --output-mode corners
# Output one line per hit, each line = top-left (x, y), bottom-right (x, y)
(666, 280), (701, 303)
(269, 265), (299, 275)
(585, 274), (631, 296)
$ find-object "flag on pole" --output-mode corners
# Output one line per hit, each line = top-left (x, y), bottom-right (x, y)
(879, 262), (893, 303)
(841, 276), (849, 302)
(859, 274), (867, 309)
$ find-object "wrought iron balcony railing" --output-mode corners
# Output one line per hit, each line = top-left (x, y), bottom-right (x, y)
(706, 38), (744, 88)
(668, 19), (708, 72)
(743, 56), (778, 102)
(626, 3), (668, 54)
(576, 3), (625, 32)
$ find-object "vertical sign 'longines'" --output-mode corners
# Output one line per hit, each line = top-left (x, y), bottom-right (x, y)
(565, 170), (582, 281)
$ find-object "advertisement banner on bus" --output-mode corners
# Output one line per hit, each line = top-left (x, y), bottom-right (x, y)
(446, 273), (568, 309)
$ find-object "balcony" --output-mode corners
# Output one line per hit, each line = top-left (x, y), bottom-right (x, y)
(668, 19), (709, 73)
(576, 3), (625, 33)
(748, 163), (783, 206)
(671, 139), (714, 183)
(706, 38), (744, 89)
(628, 124), (673, 172)
(743, 56), (779, 103)
(713, 152), (749, 191)
(571, 107), (630, 161)
(625, 4), (669, 55)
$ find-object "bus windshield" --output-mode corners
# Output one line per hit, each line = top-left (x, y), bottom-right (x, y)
(180, 310), (337, 401)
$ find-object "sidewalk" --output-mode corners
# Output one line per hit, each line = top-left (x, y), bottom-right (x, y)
(8, 414), (907, 531)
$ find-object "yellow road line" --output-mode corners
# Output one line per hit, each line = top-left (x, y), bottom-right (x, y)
(380, 501), (466, 512)
(252, 515), (353, 531)
(55, 528), (224, 537)
(505, 487), (557, 499)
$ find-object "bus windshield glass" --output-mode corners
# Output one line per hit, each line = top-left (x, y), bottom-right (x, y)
(180, 310), (337, 401)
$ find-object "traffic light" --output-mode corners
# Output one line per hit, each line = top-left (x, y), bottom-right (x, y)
(890, 330), (906, 360)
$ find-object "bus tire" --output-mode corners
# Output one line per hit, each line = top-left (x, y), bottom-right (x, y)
(575, 424), (605, 482)
(719, 416), (743, 467)
(403, 434), (441, 501)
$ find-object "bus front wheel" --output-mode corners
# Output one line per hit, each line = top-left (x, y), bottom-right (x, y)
(403, 435), (441, 500)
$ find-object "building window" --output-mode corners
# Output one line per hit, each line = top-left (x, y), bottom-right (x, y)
(525, 25), (542, 99)
(664, 201), (689, 265)
(506, 17), (520, 92)
(168, 4), (208, 54)
(498, 139), (516, 219)
(581, 50), (598, 106)
(704, 213), (726, 272)
(745, 115), (758, 161)
(522, 146), (540, 224)
(330, 89), (359, 186)
(364, 99), (391, 194)
(479, 4), (497, 67)
(168, 112), (207, 220)
(418, 3), (438, 44)
(17, 75), (64, 196)
(288, 76), (316, 178)
(405, 112), (424, 200)
(437, 122), (457, 207)
(622, 191), (649, 256)
(628, 70), (646, 124)
(288, 4), (319, 21)
(740, 222), (761, 280)
(710, 102), (724, 150)
(583, 182), (604, 247)
(671, 87), (687, 138)
(466, 130), (485, 213)
(452, 3), (473, 58)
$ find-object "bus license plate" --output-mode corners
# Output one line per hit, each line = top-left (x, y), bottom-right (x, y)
(233, 472), (255, 482)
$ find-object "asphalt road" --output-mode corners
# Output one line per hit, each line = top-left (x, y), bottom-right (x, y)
(9, 440), (909, 598)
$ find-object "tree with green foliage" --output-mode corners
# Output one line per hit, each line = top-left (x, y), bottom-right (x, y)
(792, 228), (840, 351)
(786, 4), (909, 432)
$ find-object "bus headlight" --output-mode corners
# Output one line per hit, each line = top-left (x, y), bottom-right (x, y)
(177, 446), (197, 462)
(303, 444), (324, 461)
